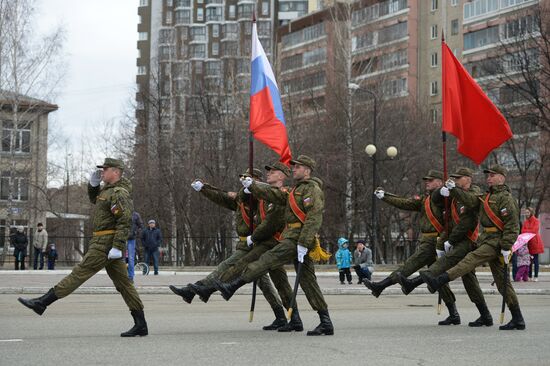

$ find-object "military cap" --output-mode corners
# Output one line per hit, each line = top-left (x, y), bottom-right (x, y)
(450, 167), (474, 178)
(97, 157), (124, 170)
(239, 168), (263, 179)
(483, 164), (507, 177)
(265, 161), (291, 177)
(290, 155), (316, 170)
(422, 169), (444, 180)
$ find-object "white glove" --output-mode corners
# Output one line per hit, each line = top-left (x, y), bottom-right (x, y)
(501, 250), (511, 264)
(191, 180), (203, 192)
(440, 186), (450, 197)
(445, 179), (456, 190)
(444, 241), (453, 253)
(297, 244), (308, 263)
(374, 190), (384, 199)
(244, 188), (251, 194)
(436, 249), (445, 258)
(108, 248), (123, 259)
(241, 176), (253, 188)
(89, 170), (102, 187)
(246, 235), (254, 247)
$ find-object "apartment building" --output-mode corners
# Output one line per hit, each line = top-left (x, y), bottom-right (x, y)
(0, 92), (57, 256)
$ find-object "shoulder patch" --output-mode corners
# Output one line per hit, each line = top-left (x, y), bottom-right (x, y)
(303, 196), (313, 206)
(500, 207), (508, 216)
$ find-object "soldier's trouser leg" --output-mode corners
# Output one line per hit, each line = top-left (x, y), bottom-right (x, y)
(269, 266), (292, 309)
(54, 247), (107, 298)
(242, 240), (295, 282)
(447, 243), (496, 280)
(461, 270), (486, 305)
(295, 256), (328, 311)
(489, 256), (519, 308)
(106, 258), (144, 311)
(389, 239), (436, 281)
(219, 244), (271, 282)
(201, 249), (250, 287)
(257, 274), (283, 311)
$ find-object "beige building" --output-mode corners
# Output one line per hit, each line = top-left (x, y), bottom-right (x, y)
(0, 92), (57, 257)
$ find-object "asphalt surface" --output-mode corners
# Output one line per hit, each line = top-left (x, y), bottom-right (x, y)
(1, 269), (549, 366)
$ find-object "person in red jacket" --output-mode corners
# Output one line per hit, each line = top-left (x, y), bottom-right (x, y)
(522, 207), (545, 281)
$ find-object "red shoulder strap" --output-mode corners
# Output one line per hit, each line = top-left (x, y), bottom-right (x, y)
(238, 203), (251, 228)
(289, 188), (307, 223)
(424, 196), (444, 233)
(483, 194), (504, 231)
(259, 200), (266, 221)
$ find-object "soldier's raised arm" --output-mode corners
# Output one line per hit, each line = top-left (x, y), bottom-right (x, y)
(197, 181), (239, 211)
(381, 192), (422, 212)
(449, 186), (481, 210)
(249, 181), (288, 206)
(87, 169), (102, 204)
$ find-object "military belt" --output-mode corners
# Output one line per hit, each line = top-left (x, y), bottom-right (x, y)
(286, 222), (303, 229)
(484, 227), (500, 233)
(421, 232), (439, 238)
(239, 236), (248, 241)
(93, 230), (116, 237)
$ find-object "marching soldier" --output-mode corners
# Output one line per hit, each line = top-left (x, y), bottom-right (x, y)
(169, 167), (294, 330)
(18, 158), (148, 337)
(398, 167), (493, 327)
(212, 155), (334, 336)
(421, 165), (525, 330)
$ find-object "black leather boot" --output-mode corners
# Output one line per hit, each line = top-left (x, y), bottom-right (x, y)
(278, 308), (304, 332)
(469, 302), (493, 327)
(439, 302), (461, 325)
(121, 310), (148, 337)
(307, 310), (334, 336)
(419, 272), (450, 293)
(213, 277), (247, 301)
(18, 288), (58, 315)
(189, 282), (216, 303)
(499, 305), (526, 330)
(263, 306), (287, 331)
(169, 284), (195, 304)
(397, 273), (424, 295)
(363, 277), (395, 298)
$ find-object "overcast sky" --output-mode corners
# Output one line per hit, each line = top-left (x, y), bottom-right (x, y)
(36, 0), (138, 164)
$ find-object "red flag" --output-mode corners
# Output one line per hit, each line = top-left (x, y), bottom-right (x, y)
(442, 41), (512, 165)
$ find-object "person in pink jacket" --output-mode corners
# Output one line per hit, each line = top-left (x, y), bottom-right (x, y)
(514, 245), (530, 282)
(522, 207), (544, 281)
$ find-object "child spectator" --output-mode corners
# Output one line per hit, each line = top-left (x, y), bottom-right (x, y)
(336, 237), (353, 284)
(514, 244), (530, 282)
(47, 244), (58, 270)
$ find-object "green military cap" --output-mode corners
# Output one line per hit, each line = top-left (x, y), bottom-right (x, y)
(239, 168), (263, 179)
(265, 161), (291, 177)
(290, 155), (316, 170)
(422, 169), (443, 180)
(483, 164), (507, 177)
(450, 167), (474, 178)
(97, 157), (124, 170)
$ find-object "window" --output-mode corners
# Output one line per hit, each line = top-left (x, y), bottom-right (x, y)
(212, 24), (219, 38)
(166, 11), (172, 24)
(451, 19), (459, 35)
(431, 52), (438, 67)
(190, 44), (206, 58)
(257, 21), (271, 36)
(137, 65), (147, 75)
(206, 61), (221, 75)
(431, 0), (438, 11)
(463, 26), (499, 50)
(206, 7), (222, 22)
(430, 108), (438, 123)
(197, 8), (203, 21)
(430, 81), (438, 96)
(138, 32), (148, 41)
(430, 25), (438, 39)
(190, 26), (206, 42)
(175, 10), (191, 24)
(281, 23), (325, 48)
(502, 15), (538, 40)
(262, 1), (269, 15)
(229, 5), (236, 18)
(378, 22), (407, 44)
(212, 42), (219, 56)
(139, 0), (148, 6)
(0, 171), (29, 201)
(194, 61), (203, 74)
(167, 0), (173, 5)
(2, 121), (31, 153)
(244, 21), (252, 35)
(464, 0), (499, 20)
(451, 0), (458, 5)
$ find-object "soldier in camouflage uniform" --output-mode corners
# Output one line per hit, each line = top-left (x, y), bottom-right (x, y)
(421, 165), (525, 330)
(398, 167), (492, 327)
(213, 155), (334, 336)
(18, 158), (148, 337)
(169, 167), (295, 330)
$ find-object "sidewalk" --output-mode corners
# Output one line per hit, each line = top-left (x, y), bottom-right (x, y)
(1, 267), (548, 295)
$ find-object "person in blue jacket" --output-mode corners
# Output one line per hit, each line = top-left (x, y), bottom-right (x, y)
(335, 237), (353, 284)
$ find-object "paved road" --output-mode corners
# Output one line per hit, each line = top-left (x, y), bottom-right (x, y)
(1, 292), (548, 366)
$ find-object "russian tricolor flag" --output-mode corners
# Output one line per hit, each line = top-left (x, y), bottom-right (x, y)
(249, 22), (292, 165)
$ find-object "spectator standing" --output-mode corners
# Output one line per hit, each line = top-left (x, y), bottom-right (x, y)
(127, 212), (144, 282)
(522, 207), (544, 281)
(12, 226), (28, 270)
(33, 223), (48, 270)
(141, 219), (162, 275)
(335, 237), (353, 284)
(47, 244), (58, 270)
(353, 240), (374, 283)
(514, 244), (530, 282)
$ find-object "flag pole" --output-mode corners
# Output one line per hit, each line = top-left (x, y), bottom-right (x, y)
(248, 10), (257, 323)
